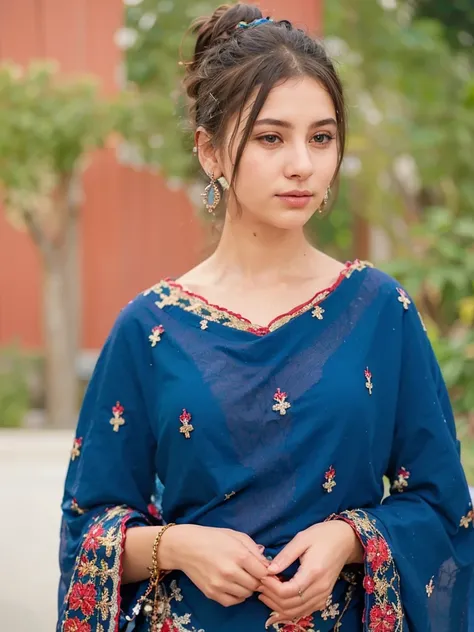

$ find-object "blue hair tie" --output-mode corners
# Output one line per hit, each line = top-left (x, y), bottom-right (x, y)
(236, 17), (274, 29)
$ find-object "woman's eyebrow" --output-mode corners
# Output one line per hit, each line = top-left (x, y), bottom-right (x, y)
(254, 117), (337, 129)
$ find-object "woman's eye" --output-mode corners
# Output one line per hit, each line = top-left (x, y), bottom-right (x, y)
(313, 133), (334, 144)
(259, 134), (281, 145)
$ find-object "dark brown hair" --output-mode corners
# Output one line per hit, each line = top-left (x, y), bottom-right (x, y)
(183, 3), (346, 203)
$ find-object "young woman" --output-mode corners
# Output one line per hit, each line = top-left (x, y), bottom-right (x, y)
(57, 4), (474, 631)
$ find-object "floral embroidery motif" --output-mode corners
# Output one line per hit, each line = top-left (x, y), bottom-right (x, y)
(460, 509), (474, 528)
(71, 437), (83, 461)
(365, 368), (373, 395)
(272, 388), (291, 416)
(369, 603), (398, 632)
(179, 409), (194, 439)
(323, 466), (337, 493)
(149, 325), (165, 347)
(272, 615), (316, 631)
(321, 595), (340, 620)
(311, 305), (325, 320)
(396, 288), (411, 310)
(109, 402), (125, 432)
(140, 579), (204, 631)
(64, 617), (91, 632)
(200, 319), (208, 330)
(391, 467), (410, 493)
(328, 510), (403, 632)
(426, 576), (434, 597)
(144, 261), (373, 335)
(71, 498), (86, 515)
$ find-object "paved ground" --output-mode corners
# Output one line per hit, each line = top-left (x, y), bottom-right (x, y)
(0, 429), (73, 632)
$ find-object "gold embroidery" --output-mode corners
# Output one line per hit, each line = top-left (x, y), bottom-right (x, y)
(311, 305), (325, 320)
(144, 260), (372, 335)
(323, 466), (337, 493)
(70, 437), (82, 461)
(272, 388), (291, 416)
(396, 288), (411, 310)
(321, 595), (340, 620)
(365, 368), (373, 395)
(328, 510), (403, 631)
(224, 491), (236, 501)
(110, 402), (125, 432)
(391, 467), (410, 493)
(179, 409), (194, 439)
(200, 319), (209, 330)
(418, 311), (427, 332)
(149, 325), (165, 347)
(71, 498), (86, 515)
(426, 577), (434, 597)
(460, 509), (474, 528)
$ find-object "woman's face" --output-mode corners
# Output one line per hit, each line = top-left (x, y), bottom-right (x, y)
(220, 75), (339, 230)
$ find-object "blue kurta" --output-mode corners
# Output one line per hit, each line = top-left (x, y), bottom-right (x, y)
(57, 260), (474, 632)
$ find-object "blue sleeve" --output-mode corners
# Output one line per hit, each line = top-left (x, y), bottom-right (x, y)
(57, 303), (162, 632)
(333, 296), (474, 631)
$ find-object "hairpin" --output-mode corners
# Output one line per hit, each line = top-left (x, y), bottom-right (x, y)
(236, 17), (274, 29)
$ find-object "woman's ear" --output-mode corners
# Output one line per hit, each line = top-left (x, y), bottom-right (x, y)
(195, 127), (222, 178)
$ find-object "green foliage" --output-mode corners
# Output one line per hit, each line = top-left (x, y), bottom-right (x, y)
(414, 0), (474, 51)
(120, 0), (219, 179)
(323, 2), (474, 421)
(0, 345), (34, 428)
(0, 61), (124, 226)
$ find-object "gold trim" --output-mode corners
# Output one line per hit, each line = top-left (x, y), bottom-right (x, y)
(144, 260), (373, 335)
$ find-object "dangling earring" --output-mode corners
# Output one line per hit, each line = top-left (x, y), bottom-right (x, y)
(202, 172), (222, 214)
(318, 187), (331, 214)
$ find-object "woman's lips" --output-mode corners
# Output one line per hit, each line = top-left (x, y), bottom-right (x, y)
(276, 194), (314, 209)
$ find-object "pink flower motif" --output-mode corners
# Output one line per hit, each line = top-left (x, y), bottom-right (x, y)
(179, 409), (192, 423)
(64, 618), (92, 632)
(83, 524), (104, 553)
(112, 401), (124, 416)
(363, 575), (375, 594)
(369, 603), (397, 632)
(366, 536), (390, 572)
(274, 388), (287, 402)
(280, 615), (314, 631)
(398, 466), (410, 479)
(153, 325), (164, 335)
(364, 368), (372, 380)
(69, 582), (97, 616)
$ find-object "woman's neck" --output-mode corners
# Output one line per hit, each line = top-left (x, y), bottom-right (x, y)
(208, 214), (320, 286)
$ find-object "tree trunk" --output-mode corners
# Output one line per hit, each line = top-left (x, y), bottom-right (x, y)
(42, 246), (78, 428)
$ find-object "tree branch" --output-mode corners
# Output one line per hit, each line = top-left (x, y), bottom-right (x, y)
(22, 208), (54, 261)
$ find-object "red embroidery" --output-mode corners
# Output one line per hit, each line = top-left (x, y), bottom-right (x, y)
(148, 503), (161, 520)
(71, 498), (85, 515)
(369, 603), (397, 632)
(63, 617), (92, 632)
(149, 325), (165, 346)
(69, 582), (97, 617)
(83, 524), (104, 553)
(392, 466), (410, 492)
(110, 401), (125, 432)
(272, 388), (291, 416)
(366, 536), (390, 572)
(276, 614), (315, 631)
(323, 466), (337, 493)
(363, 575), (375, 594)
(364, 368), (373, 395)
(179, 409), (194, 439)
(71, 437), (82, 461)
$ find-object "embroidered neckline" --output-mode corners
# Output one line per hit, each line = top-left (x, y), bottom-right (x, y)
(144, 259), (372, 336)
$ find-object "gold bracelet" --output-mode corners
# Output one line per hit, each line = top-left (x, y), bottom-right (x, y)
(150, 522), (176, 584)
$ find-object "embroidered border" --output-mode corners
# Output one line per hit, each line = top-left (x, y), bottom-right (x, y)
(327, 509), (403, 632)
(61, 506), (147, 632)
(143, 260), (373, 335)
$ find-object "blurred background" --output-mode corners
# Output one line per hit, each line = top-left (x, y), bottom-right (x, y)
(0, 0), (473, 629)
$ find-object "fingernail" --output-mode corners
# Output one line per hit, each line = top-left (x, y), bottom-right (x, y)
(268, 562), (278, 572)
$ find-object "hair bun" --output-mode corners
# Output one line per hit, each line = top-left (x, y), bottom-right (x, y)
(190, 3), (263, 64)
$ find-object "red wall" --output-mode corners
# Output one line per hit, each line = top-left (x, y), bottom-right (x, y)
(0, 0), (322, 350)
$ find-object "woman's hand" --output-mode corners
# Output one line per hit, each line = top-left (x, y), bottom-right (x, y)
(160, 524), (270, 607)
(257, 520), (363, 628)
